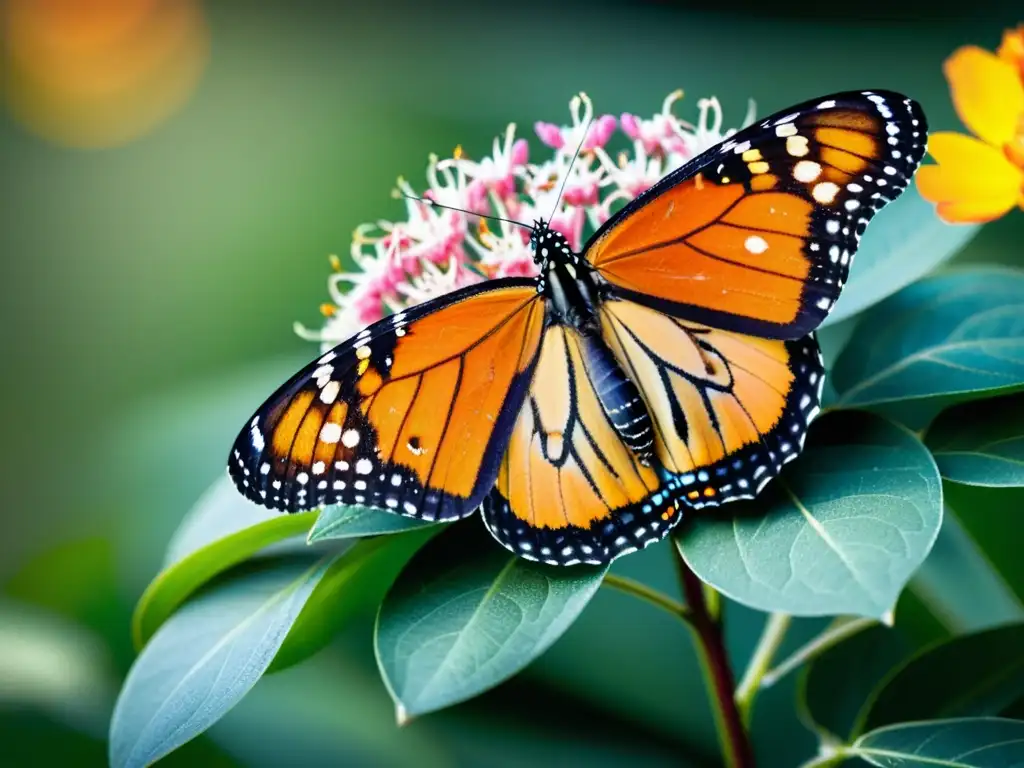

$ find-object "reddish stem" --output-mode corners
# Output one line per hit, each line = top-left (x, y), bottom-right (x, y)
(675, 551), (756, 768)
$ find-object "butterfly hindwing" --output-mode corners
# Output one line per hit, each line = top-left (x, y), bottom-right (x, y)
(229, 279), (545, 521)
(481, 324), (682, 566)
(599, 298), (824, 507)
(586, 90), (927, 340)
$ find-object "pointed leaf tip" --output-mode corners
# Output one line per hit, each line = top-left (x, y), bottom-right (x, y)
(395, 703), (410, 727)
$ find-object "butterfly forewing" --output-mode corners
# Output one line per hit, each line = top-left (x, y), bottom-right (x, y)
(585, 90), (927, 339)
(229, 279), (545, 522)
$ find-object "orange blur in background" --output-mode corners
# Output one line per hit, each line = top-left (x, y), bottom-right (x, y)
(0, 0), (207, 148)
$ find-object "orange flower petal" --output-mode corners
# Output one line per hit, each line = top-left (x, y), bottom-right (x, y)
(925, 197), (1019, 223)
(944, 45), (1024, 148)
(917, 132), (1022, 223)
(997, 24), (1024, 77)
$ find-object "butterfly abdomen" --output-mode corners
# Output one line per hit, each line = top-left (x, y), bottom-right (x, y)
(579, 333), (655, 467)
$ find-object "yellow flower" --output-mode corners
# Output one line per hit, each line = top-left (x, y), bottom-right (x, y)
(917, 25), (1024, 223)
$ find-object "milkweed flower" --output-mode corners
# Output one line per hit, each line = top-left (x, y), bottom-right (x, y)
(440, 124), (528, 207)
(298, 89), (753, 347)
(917, 25), (1024, 223)
(594, 140), (668, 214)
(534, 92), (617, 151)
(621, 90), (690, 157)
(395, 253), (483, 306)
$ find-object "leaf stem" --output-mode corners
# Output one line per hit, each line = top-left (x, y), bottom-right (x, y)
(735, 612), (792, 726)
(602, 573), (692, 624)
(674, 546), (755, 768)
(761, 616), (876, 689)
(796, 746), (849, 768)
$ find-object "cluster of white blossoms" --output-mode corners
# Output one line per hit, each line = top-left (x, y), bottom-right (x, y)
(294, 90), (757, 353)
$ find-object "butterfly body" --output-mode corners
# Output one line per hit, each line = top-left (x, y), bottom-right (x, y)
(229, 89), (927, 566)
(532, 224), (596, 323)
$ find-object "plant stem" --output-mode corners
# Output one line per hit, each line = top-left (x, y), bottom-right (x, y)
(674, 547), (755, 768)
(761, 616), (876, 688)
(735, 612), (792, 726)
(602, 573), (692, 624)
(704, 582), (722, 623)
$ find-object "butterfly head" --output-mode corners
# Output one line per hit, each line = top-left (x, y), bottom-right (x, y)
(529, 219), (574, 269)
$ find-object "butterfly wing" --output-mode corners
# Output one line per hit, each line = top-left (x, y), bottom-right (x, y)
(599, 297), (823, 506)
(481, 324), (681, 566)
(228, 279), (545, 521)
(586, 90), (927, 340)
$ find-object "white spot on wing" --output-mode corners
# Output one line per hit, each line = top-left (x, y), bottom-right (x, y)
(812, 182), (840, 204)
(320, 422), (342, 444)
(319, 380), (340, 404)
(744, 235), (769, 254)
(793, 160), (822, 182)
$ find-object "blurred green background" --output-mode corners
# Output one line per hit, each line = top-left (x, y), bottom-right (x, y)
(2, 1), (1023, 765)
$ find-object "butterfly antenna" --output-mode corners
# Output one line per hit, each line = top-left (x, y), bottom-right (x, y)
(547, 111), (593, 223)
(396, 189), (530, 232)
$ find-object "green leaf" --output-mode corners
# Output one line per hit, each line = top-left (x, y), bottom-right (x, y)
(268, 527), (437, 673)
(857, 623), (1024, 736)
(375, 522), (607, 719)
(110, 555), (332, 768)
(832, 267), (1024, 408)
(818, 316), (860, 370)
(307, 503), (438, 543)
(132, 510), (318, 650)
(909, 503), (1024, 634)
(845, 717), (1024, 767)
(925, 394), (1024, 487)
(678, 411), (942, 619)
(164, 475), (282, 566)
(799, 624), (911, 743)
(209, 655), (453, 768)
(819, 185), (979, 329)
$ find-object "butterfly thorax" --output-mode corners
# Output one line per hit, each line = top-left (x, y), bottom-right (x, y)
(529, 220), (602, 330)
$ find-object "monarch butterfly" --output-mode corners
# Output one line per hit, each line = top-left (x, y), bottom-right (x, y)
(228, 90), (926, 566)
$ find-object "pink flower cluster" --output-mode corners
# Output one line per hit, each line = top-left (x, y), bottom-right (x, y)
(295, 90), (757, 352)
